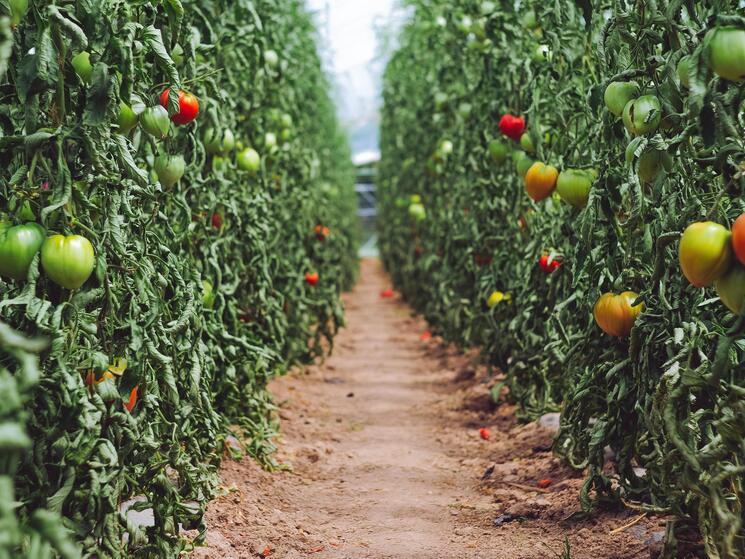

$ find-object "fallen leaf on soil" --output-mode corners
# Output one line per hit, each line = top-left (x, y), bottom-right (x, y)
(479, 428), (490, 440)
(306, 545), (325, 554)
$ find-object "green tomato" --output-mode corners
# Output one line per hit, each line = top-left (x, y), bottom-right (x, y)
(410, 194), (422, 204)
(154, 154), (186, 188)
(408, 203), (426, 222)
(202, 280), (216, 309)
(439, 139), (454, 156)
(457, 15), (473, 34)
(679, 222), (733, 288)
(514, 151), (534, 177)
(532, 44), (550, 63)
(519, 133), (535, 153)
(434, 91), (448, 110)
(117, 103), (139, 135)
(622, 95), (662, 136)
(480, 1), (496, 14)
(521, 10), (538, 30)
(9, 0), (28, 26)
(264, 132), (278, 149)
(488, 139), (510, 164)
(41, 235), (95, 290)
(708, 27), (745, 82)
(204, 128), (236, 155)
(140, 106), (170, 140)
(715, 265), (745, 315)
(637, 149), (670, 183)
(677, 56), (691, 89)
(0, 222), (45, 280)
(556, 169), (595, 208)
(280, 113), (293, 129)
(280, 128), (291, 141)
(458, 102), (472, 118)
(265, 49), (279, 68)
(237, 148), (261, 173)
(603, 81), (640, 117)
(71, 51), (93, 84)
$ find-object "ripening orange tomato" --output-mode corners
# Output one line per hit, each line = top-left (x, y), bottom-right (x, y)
(593, 291), (644, 337)
(524, 162), (559, 202)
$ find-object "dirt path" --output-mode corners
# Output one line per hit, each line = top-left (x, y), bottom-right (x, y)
(193, 259), (665, 559)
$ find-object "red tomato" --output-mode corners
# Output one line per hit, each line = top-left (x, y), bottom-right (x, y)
(499, 114), (526, 141)
(314, 224), (330, 241)
(305, 272), (319, 286)
(420, 331), (432, 341)
(537, 479), (552, 488)
(160, 88), (199, 125)
(539, 254), (561, 273)
(380, 289), (394, 298)
(211, 213), (222, 229)
(732, 213), (745, 266)
(125, 386), (138, 412)
(479, 428), (490, 440)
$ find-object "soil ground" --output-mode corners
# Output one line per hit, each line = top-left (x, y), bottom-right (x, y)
(192, 258), (667, 559)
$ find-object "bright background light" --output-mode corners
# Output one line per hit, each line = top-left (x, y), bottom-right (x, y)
(305, 0), (408, 161)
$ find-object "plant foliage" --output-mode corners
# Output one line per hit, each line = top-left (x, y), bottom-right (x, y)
(378, 1), (745, 556)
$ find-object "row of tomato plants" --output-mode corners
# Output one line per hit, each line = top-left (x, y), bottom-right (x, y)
(379, 1), (745, 557)
(0, 1), (358, 557)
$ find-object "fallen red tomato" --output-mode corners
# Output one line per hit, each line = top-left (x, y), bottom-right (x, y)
(539, 254), (561, 273)
(159, 88), (199, 125)
(305, 272), (319, 286)
(479, 428), (490, 440)
(537, 479), (552, 488)
(380, 289), (394, 298)
(420, 331), (432, 341)
(499, 114), (526, 141)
